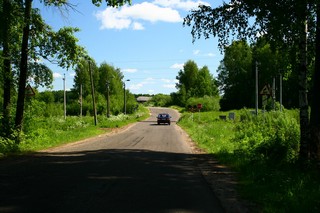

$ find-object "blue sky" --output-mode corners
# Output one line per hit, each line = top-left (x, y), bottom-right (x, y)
(35, 0), (224, 95)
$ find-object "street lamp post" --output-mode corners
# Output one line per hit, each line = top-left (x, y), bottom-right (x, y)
(124, 79), (130, 114)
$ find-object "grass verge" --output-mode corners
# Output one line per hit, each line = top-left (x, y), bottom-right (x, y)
(0, 106), (150, 154)
(178, 109), (320, 213)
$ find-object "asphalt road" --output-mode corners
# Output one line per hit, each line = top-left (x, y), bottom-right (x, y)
(0, 107), (224, 213)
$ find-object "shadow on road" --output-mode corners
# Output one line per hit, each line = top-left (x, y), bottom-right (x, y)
(0, 149), (224, 213)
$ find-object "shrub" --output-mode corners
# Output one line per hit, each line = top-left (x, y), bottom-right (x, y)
(0, 133), (19, 155)
(234, 110), (300, 164)
(186, 95), (220, 112)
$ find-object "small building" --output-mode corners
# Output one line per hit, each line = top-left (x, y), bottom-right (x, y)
(137, 96), (152, 103)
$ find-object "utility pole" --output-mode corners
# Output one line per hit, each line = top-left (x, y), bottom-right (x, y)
(280, 73), (283, 112)
(106, 81), (110, 118)
(124, 79), (130, 114)
(63, 73), (66, 120)
(272, 77), (276, 110)
(79, 84), (82, 117)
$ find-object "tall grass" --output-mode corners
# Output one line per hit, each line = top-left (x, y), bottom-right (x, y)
(178, 109), (320, 212)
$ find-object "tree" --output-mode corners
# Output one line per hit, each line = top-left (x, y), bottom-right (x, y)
(310, 3), (320, 162)
(15, 0), (86, 135)
(184, 0), (320, 163)
(196, 65), (218, 97)
(217, 40), (253, 110)
(175, 60), (219, 106)
(176, 60), (199, 98)
(150, 94), (172, 107)
(1, 0), (131, 141)
(1, 0), (23, 137)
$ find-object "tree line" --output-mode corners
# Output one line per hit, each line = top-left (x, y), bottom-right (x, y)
(216, 38), (311, 111)
(0, 0), (131, 141)
(184, 0), (320, 164)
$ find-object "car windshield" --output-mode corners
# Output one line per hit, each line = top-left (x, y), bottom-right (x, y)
(158, 114), (169, 118)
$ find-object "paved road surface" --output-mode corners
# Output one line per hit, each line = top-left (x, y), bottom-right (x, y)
(0, 107), (224, 213)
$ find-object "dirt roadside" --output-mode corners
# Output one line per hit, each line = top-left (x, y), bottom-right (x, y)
(175, 124), (254, 213)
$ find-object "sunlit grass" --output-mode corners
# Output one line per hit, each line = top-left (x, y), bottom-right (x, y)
(1, 106), (150, 154)
(178, 109), (320, 212)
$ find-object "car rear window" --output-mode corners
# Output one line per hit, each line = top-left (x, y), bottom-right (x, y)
(158, 114), (169, 117)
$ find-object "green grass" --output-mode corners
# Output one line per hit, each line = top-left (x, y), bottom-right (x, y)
(178, 109), (320, 212)
(0, 106), (150, 154)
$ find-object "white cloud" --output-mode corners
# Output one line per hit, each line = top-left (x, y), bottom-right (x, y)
(53, 73), (62, 78)
(148, 89), (155, 94)
(161, 79), (177, 88)
(123, 68), (138, 73)
(129, 77), (157, 91)
(153, 0), (210, 11)
(95, 7), (131, 30)
(144, 77), (156, 83)
(95, 2), (182, 30)
(193, 49), (200, 55)
(163, 84), (176, 88)
(170, 63), (184, 69)
(133, 22), (144, 30)
(124, 2), (182, 23)
(161, 78), (172, 83)
(206, 52), (216, 57)
(130, 83), (143, 90)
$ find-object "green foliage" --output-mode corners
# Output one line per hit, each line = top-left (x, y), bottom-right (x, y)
(36, 91), (55, 103)
(149, 94), (172, 107)
(217, 40), (254, 110)
(178, 111), (236, 154)
(234, 110), (300, 164)
(0, 105), (149, 154)
(91, 0), (131, 7)
(0, 130), (19, 155)
(73, 60), (134, 116)
(98, 105), (147, 128)
(175, 60), (219, 106)
(185, 96), (220, 112)
(183, 1), (314, 51)
(178, 109), (320, 212)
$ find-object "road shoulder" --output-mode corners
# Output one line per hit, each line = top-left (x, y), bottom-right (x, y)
(175, 124), (252, 213)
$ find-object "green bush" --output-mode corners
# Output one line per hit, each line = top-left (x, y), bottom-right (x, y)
(150, 94), (172, 107)
(178, 109), (320, 212)
(186, 95), (220, 112)
(0, 132), (19, 155)
(234, 110), (300, 164)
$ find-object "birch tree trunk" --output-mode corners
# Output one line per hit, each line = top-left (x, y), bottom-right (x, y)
(310, 3), (320, 165)
(297, 0), (310, 161)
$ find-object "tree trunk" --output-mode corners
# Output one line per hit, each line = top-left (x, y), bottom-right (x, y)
(1, 0), (13, 137)
(297, 1), (310, 161)
(15, 0), (32, 140)
(310, 3), (320, 165)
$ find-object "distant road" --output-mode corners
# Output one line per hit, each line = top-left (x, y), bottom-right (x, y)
(0, 107), (224, 213)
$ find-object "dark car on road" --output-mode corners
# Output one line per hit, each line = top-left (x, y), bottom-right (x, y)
(157, 113), (171, 125)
